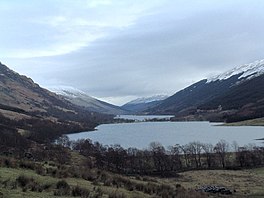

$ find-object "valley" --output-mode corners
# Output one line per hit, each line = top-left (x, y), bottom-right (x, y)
(2, 1), (264, 197)
(1, 59), (264, 198)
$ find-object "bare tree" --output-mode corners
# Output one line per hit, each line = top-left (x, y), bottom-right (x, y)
(214, 140), (229, 168)
(188, 142), (203, 168)
(202, 143), (214, 168)
(179, 144), (191, 168)
(149, 142), (166, 172)
(56, 135), (71, 148)
(168, 145), (182, 170)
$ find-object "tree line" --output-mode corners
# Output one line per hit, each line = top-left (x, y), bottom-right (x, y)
(57, 136), (264, 176)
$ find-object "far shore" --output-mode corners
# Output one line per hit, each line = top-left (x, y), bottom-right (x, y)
(222, 118), (264, 127)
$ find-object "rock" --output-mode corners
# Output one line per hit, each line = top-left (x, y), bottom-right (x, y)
(196, 185), (233, 195)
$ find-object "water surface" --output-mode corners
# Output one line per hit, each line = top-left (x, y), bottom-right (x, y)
(68, 120), (264, 149)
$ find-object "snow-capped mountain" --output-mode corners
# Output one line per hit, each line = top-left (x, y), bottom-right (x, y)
(122, 95), (168, 113)
(48, 86), (97, 101)
(146, 59), (264, 122)
(0, 62), (107, 140)
(48, 86), (128, 115)
(207, 59), (264, 83)
(127, 95), (169, 105)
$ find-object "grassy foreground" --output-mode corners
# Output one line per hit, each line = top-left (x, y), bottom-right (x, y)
(178, 168), (264, 197)
(0, 155), (205, 198)
(1, 161), (264, 197)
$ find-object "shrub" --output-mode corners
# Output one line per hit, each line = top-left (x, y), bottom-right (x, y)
(56, 180), (70, 189)
(71, 186), (90, 197)
(16, 175), (43, 192)
(54, 180), (71, 196)
(19, 161), (35, 170)
(16, 175), (32, 187)
(108, 190), (127, 198)
(3, 158), (17, 168)
(88, 187), (104, 198)
(35, 164), (46, 175)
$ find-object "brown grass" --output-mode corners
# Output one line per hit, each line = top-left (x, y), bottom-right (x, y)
(158, 169), (264, 197)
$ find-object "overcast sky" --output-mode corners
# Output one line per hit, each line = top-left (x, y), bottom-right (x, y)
(1, 0), (264, 105)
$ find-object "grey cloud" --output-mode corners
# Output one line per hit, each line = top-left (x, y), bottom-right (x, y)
(2, 0), (264, 105)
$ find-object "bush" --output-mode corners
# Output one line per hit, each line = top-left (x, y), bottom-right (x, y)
(54, 180), (71, 196)
(71, 186), (90, 197)
(56, 180), (70, 189)
(19, 161), (35, 170)
(3, 158), (17, 168)
(16, 175), (32, 187)
(16, 175), (43, 192)
(35, 164), (46, 175)
(108, 190), (127, 198)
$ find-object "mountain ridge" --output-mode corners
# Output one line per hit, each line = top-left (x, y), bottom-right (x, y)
(122, 95), (168, 113)
(48, 86), (128, 115)
(0, 62), (111, 142)
(145, 59), (264, 122)
(207, 59), (264, 83)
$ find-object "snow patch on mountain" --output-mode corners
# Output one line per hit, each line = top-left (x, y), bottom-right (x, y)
(47, 85), (128, 115)
(127, 95), (169, 105)
(207, 59), (264, 83)
(48, 86), (92, 99)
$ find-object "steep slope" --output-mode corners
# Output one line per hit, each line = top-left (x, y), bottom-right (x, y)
(0, 62), (111, 142)
(122, 95), (168, 113)
(200, 74), (264, 122)
(146, 60), (264, 122)
(145, 76), (240, 115)
(48, 86), (128, 115)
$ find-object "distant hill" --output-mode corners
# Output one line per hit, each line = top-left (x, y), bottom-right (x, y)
(122, 95), (168, 113)
(146, 60), (264, 122)
(48, 86), (128, 115)
(0, 62), (111, 142)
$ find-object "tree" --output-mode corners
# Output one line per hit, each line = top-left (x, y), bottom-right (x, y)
(202, 143), (214, 168)
(56, 135), (71, 148)
(179, 144), (191, 168)
(214, 140), (229, 168)
(149, 142), (166, 172)
(168, 145), (182, 170)
(188, 142), (203, 168)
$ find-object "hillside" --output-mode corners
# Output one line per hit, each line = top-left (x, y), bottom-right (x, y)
(146, 60), (264, 122)
(49, 86), (128, 115)
(0, 62), (111, 143)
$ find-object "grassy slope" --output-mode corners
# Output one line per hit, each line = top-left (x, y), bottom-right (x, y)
(223, 117), (264, 126)
(149, 170), (264, 198)
(0, 167), (57, 198)
(0, 166), (150, 198)
(158, 168), (264, 198)
(1, 165), (264, 198)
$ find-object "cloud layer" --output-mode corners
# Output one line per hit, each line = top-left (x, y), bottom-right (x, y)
(1, 0), (264, 105)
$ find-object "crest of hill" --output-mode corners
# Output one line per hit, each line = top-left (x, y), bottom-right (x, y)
(122, 95), (168, 113)
(48, 86), (128, 115)
(145, 59), (264, 123)
(0, 62), (111, 142)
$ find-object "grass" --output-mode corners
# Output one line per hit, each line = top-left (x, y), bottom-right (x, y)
(0, 166), (155, 198)
(252, 167), (264, 175)
(223, 117), (264, 126)
(1, 155), (264, 198)
(0, 167), (57, 198)
(157, 169), (264, 197)
(0, 188), (56, 198)
(0, 167), (57, 184)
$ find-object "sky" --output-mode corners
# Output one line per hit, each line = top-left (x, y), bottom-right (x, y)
(1, 0), (264, 105)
